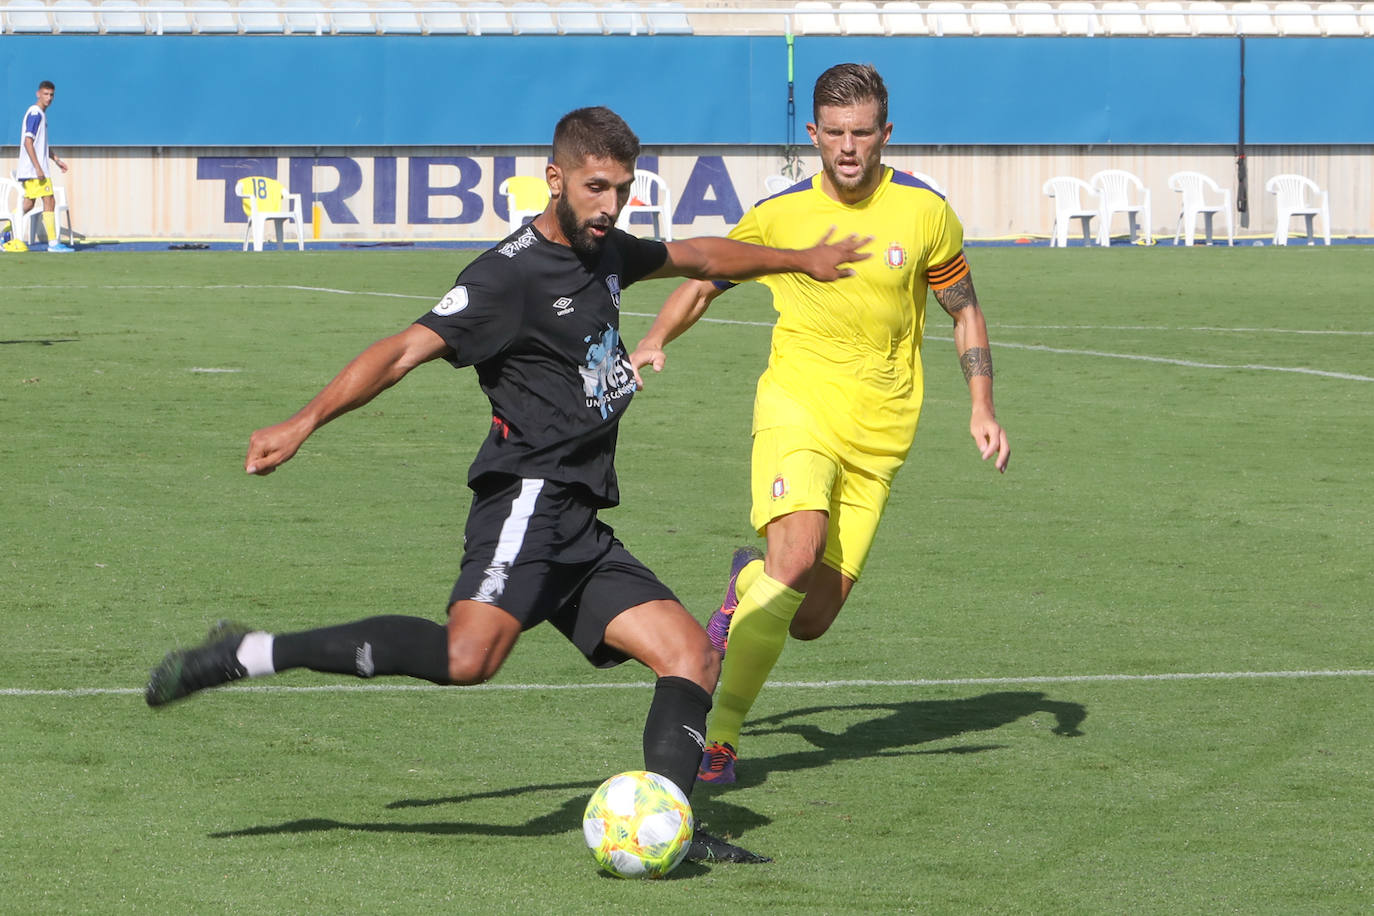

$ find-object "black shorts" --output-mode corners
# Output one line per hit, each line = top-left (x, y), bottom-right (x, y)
(449, 476), (677, 668)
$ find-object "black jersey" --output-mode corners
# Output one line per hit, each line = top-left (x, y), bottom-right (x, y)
(414, 223), (668, 508)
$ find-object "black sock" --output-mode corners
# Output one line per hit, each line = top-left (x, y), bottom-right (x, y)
(643, 676), (713, 800)
(271, 615), (450, 685)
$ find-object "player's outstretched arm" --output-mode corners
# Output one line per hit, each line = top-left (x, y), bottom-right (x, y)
(650, 227), (872, 283)
(932, 269), (1011, 474)
(628, 279), (725, 387)
(245, 324), (449, 475)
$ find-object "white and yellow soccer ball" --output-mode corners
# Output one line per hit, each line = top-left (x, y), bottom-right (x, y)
(582, 770), (693, 879)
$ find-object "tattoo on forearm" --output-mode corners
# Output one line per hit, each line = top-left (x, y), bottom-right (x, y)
(935, 275), (977, 317)
(960, 346), (993, 382)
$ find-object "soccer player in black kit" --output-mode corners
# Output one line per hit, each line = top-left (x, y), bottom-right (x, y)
(145, 106), (870, 863)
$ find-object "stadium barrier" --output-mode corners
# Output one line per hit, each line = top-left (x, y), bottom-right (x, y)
(3, 0), (1374, 38)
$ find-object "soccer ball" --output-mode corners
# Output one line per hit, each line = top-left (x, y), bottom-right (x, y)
(582, 770), (693, 879)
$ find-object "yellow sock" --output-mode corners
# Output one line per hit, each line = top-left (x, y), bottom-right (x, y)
(733, 558), (764, 604)
(43, 211), (57, 244)
(707, 572), (804, 749)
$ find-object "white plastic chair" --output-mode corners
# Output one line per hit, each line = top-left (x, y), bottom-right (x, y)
(882, 0), (927, 32)
(283, 0), (323, 34)
(52, 0), (98, 32)
(498, 176), (549, 234)
(1090, 169), (1153, 246)
(5, 0), (52, 32)
(1144, 0), (1189, 33)
(764, 174), (794, 195)
(7, 176), (73, 247)
(557, 5), (602, 33)
(907, 170), (946, 196)
(1101, 0), (1148, 34)
(1013, 1), (1058, 35)
(1187, 0), (1234, 34)
(793, 1), (841, 33)
(377, 4), (422, 33)
(98, 0), (145, 32)
(1315, 1), (1362, 33)
(465, 2), (513, 33)
(616, 169), (673, 241)
(602, 2), (646, 33)
(235, 176), (304, 252)
(511, 1), (557, 33)
(1055, 1), (1101, 34)
(971, 1), (1016, 33)
(147, 0), (191, 32)
(419, 1), (463, 33)
(1168, 171), (1233, 246)
(1233, 1), (1280, 33)
(1274, 0), (1321, 32)
(645, 1), (691, 33)
(1360, 1), (1374, 33)
(1266, 174), (1331, 246)
(237, 0), (285, 33)
(190, 0), (236, 33)
(1043, 176), (1099, 247)
(925, 0), (974, 34)
(330, 2), (376, 34)
(1, 177), (30, 245)
(838, 0), (884, 33)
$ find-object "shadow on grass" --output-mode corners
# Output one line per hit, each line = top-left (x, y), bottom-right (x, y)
(208, 691), (1082, 850)
(725, 690), (1086, 794)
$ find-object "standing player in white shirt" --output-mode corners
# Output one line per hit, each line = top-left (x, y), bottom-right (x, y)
(17, 80), (73, 252)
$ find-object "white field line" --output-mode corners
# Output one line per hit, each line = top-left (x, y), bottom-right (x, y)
(5, 668), (1373, 698)
(19, 283), (1372, 380)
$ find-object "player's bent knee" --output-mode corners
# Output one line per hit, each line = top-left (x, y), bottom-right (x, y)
(446, 650), (500, 686)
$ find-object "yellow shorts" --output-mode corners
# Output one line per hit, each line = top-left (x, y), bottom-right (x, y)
(749, 425), (892, 582)
(23, 178), (53, 200)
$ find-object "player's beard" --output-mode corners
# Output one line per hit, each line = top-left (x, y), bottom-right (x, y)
(556, 195), (612, 257)
(823, 150), (882, 197)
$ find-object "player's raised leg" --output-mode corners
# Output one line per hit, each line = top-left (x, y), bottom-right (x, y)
(145, 614), (453, 706)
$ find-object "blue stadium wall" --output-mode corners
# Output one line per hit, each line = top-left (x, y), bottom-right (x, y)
(0, 35), (1369, 146)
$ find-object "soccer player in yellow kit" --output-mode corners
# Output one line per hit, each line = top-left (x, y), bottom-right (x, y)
(630, 63), (1011, 785)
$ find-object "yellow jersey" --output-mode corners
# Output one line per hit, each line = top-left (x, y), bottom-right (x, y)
(724, 167), (969, 479)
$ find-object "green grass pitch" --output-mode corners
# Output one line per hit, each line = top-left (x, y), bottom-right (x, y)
(2, 246), (1371, 913)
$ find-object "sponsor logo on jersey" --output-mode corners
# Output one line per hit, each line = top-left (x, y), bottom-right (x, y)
(605, 274), (621, 309)
(498, 227), (537, 258)
(772, 475), (788, 499)
(431, 286), (469, 316)
(886, 242), (907, 269)
(580, 325), (636, 418)
(552, 296), (574, 316)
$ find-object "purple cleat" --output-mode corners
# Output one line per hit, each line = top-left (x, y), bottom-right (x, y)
(706, 546), (763, 655)
(697, 741), (737, 785)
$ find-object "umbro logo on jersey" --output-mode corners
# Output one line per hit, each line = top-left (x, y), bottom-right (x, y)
(552, 297), (574, 316)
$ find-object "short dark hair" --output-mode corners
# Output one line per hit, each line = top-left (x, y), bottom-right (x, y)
(812, 63), (887, 126)
(552, 107), (640, 170)
(38, 80), (56, 91)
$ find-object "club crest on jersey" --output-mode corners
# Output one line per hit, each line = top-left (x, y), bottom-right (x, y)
(771, 475), (788, 499)
(886, 242), (907, 269)
(605, 274), (621, 309)
(552, 296), (574, 316)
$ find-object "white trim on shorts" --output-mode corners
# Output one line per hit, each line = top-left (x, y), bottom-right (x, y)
(472, 477), (544, 604)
